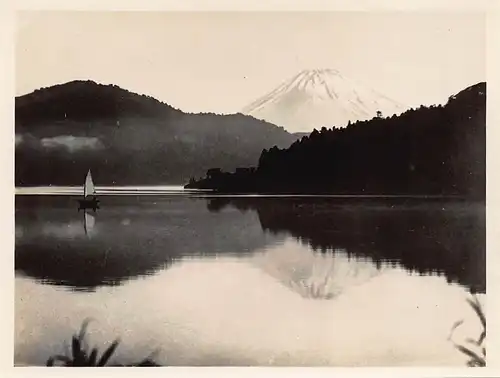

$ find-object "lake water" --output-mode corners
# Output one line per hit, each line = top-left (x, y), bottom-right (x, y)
(15, 188), (486, 366)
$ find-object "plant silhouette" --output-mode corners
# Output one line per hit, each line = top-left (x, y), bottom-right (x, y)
(46, 319), (160, 367)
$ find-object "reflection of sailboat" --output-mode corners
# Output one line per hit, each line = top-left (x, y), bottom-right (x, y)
(78, 170), (100, 211)
(253, 240), (385, 300)
(83, 210), (96, 237)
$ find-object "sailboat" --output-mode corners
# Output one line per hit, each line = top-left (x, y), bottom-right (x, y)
(77, 169), (100, 211)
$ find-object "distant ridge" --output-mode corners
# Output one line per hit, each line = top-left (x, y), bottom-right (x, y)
(243, 69), (406, 133)
(15, 80), (298, 186)
(189, 82), (486, 199)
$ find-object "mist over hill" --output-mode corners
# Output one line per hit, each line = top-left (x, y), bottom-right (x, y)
(15, 80), (298, 186)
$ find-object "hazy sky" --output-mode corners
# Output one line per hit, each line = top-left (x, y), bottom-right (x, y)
(16, 11), (486, 113)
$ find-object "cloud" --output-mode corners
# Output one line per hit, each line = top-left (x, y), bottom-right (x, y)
(40, 135), (104, 152)
(15, 135), (24, 146)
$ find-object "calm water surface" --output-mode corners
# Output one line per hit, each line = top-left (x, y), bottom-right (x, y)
(15, 188), (486, 366)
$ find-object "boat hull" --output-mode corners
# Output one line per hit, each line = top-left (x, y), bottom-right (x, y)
(78, 197), (100, 211)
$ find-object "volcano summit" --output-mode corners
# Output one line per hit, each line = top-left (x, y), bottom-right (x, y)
(243, 69), (406, 133)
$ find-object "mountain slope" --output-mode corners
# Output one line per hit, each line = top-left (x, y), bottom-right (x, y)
(189, 82), (486, 199)
(15, 80), (298, 186)
(243, 69), (406, 133)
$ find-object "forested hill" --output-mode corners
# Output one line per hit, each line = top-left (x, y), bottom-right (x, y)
(186, 82), (486, 199)
(15, 80), (298, 186)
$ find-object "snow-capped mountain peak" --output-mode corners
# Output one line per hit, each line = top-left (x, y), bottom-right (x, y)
(242, 69), (406, 133)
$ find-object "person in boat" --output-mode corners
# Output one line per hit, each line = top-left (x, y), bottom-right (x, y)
(78, 195), (100, 211)
(88, 195), (100, 207)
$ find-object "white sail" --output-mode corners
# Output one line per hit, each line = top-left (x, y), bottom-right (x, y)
(84, 170), (96, 198)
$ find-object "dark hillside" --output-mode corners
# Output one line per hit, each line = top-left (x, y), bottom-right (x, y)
(15, 80), (298, 186)
(188, 82), (486, 199)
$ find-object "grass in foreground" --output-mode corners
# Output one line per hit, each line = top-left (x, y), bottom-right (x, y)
(46, 319), (160, 367)
(47, 295), (486, 367)
(449, 294), (486, 367)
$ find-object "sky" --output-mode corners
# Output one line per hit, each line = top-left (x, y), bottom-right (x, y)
(15, 11), (486, 113)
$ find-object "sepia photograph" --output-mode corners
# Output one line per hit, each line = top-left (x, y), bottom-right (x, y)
(13, 10), (487, 367)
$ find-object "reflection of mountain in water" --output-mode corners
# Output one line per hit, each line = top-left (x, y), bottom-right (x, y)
(252, 240), (386, 300)
(207, 197), (485, 293)
(15, 195), (285, 291)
